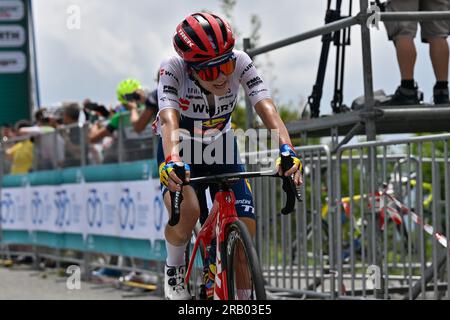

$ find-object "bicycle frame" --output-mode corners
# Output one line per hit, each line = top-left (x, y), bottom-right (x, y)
(185, 187), (239, 300)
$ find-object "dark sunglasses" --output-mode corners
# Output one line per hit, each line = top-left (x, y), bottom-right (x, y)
(191, 53), (237, 82)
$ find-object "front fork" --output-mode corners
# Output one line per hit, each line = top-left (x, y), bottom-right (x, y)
(185, 189), (238, 300)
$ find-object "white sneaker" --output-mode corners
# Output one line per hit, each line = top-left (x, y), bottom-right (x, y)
(164, 265), (191, 300)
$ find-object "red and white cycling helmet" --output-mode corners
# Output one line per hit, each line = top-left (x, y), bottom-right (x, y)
(173, 12), (235, 64)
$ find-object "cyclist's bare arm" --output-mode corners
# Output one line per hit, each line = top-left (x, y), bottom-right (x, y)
(159, 108), (191, 191)
(254, 98), (303, 185)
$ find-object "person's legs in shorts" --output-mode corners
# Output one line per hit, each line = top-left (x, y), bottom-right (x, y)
(420, 0), (450, 104)
(383, 0), (421, 105)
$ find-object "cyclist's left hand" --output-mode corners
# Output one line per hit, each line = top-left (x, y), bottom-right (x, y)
(276, 144), (303, 186)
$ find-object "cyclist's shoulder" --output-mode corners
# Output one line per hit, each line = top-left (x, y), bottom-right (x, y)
(160, 55), (186, 73)
(233, 50), (256, 78)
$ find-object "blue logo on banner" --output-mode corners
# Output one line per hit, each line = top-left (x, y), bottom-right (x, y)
(153, 196), (163, 231)
(0, 193), (15, 224)
(118, 188), (136, 230)
(54, 190), (71, 227)
(87, 189), (102, 227)
(31, 191), (44, 225)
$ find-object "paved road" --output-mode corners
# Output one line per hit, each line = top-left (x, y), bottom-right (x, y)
(0, 266), (163, 300)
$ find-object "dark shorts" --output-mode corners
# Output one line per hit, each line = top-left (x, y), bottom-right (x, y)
(384, 0), (450, 43)
(157, 133), (255, 221)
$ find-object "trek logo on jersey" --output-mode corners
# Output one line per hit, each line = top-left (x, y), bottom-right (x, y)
(177, 26), (195, 48)
(179, 98), (190, 111)
(246, 76), (263, 89)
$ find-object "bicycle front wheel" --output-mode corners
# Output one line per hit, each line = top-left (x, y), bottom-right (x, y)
(225, 220), (266, 300)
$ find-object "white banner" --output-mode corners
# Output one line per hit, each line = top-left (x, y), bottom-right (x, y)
(53, 184), (86, 234)
(1, 179), (168, 244)
(0, 0), (24, 22)
(0, 187), (29, 231)
(0, 25), (26, 47)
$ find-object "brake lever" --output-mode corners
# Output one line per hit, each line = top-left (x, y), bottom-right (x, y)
(280, 152), (303, 215)
(168, 163), (186, 227)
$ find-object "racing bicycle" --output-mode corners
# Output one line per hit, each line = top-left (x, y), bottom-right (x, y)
(168, 154), (302, 300)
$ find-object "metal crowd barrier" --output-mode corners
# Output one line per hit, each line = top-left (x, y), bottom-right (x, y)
(0, 118), (164, 297)
(245, 144), (335, 299)
(335, 134), (450, 300)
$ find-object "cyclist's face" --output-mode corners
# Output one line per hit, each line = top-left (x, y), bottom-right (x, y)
(194, 71), (231, 96)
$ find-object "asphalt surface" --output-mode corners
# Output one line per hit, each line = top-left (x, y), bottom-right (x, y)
(0, 266), (163, 300)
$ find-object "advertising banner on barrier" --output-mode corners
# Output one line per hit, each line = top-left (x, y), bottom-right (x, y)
(1, 179), (168, 244)
(0, 186), (29, 231)
(83, 179), (167, 242)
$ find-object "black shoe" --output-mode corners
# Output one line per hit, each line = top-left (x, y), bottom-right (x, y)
(382, 86), (420, 106)
(433, 87), (450, 105)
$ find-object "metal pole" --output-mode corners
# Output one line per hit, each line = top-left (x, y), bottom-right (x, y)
(380, 11), (450, 22)
(28, 0), (41, 109)
(118, 114), (124, 163)
(80, 123), (87, 167)
(243, 38), (254, 130)
(0, 144), (4, 253)
(247, 16), (359, 57)
(359, 0), (376, 141)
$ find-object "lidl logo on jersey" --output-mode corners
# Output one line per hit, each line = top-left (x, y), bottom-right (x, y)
(0, 0), (24, 21)
(0, 25), (25, 47)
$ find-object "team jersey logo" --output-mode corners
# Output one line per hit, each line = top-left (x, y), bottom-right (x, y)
(178, 98), (190, 111)
(202, 118), (226, 129)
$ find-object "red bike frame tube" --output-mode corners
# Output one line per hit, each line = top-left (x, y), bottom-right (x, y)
(184, 189), (239, 300)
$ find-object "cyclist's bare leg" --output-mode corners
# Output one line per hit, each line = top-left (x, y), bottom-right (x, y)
(163, 186), (200, 264)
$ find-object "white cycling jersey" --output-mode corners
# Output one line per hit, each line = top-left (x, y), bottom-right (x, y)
(154, 50), (271, 142)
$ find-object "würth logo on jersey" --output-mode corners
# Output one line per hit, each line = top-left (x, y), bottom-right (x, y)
(160, 69), (164, 77)
(178, 98), (190, 111)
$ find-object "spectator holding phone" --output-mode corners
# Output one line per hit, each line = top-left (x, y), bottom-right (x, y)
(118, 78), (158, 134)
(89, 79), (157, 163)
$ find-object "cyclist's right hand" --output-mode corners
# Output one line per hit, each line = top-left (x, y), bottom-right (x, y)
(159, 157), (191, 192)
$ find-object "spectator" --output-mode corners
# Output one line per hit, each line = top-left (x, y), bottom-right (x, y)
(19, 109), (65, 170)
(5, 120), (34, 175)
(1, 123), (14, 143)
(121, 77), (159, 134)
(89, 79), (157, 163)
(383, 0), (450, 106)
